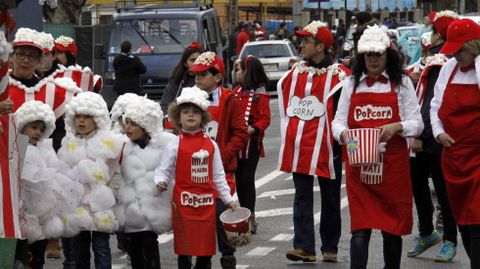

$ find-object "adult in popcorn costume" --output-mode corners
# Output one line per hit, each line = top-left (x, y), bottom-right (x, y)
(58, 92), (124, 269)
(407, 10), (462, 262)
(430, 18), (480, 268)
(155, 86), (236, 269)
(116, 96), (175, 269)
(277, 20), (350, 263)
(15, 101), (77, 268)
(332, 25), (423, 269)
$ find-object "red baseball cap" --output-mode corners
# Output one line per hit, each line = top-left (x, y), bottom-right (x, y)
(427, 11), (437, 22)
(54, 35), (78, 57)
(440, 18), (480, 55)
(295, 21), (334, 48)
(189, 52), (225, 76)
(433, 11), (459, 38)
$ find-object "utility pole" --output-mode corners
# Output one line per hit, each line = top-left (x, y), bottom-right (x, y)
(228, 0), (238, 35)
(458, 0), (465, 14)
(293, 0), (302, 27)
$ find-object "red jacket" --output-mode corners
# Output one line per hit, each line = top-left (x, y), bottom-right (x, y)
(215, 87), (249, 172)
(236, 29), (250, 55)
(233, 85), (271, 157)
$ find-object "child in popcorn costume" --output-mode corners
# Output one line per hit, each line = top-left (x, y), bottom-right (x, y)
(116, 96), (175, 269)
(15, 101), (75, 268)
(155, 87), (236, 269)
(110, 92), (141, 134)
(58, 92), (124, 269)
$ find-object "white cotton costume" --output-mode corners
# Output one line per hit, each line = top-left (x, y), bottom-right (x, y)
(110, 93), (141, 133)
(15, 101), (76, 243)
(117, 97), (176, 233)
(58, 92), (125, 236)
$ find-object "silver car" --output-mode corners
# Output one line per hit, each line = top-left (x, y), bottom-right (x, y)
(233, 39), (301, 90)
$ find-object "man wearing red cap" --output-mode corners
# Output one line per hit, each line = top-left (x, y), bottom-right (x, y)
(406, 10), (462, 263)
(189, 51), (248, 269)
(431, 18), (480, 268)
(277, 21), (350, 263)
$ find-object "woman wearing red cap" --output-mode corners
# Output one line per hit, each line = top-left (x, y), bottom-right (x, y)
(431, 18), (480, 269)
(332, 25), (423, 269)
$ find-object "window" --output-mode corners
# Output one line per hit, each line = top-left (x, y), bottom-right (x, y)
(241, 44), (291, 59)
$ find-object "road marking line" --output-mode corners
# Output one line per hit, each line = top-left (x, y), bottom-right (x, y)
(237, 265), (250, 269)
(258, 184), (346, 199)
(256, 207), (293, 218)
(233, 170), (284, 201)
(157, 233), (174, 244)
(284, 170), (345, 180)
(270, 233), (294, 241)
(245, 246), (276, 256)
(112, 265), (127, 269)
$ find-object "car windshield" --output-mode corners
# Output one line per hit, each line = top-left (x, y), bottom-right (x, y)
(242, 44), (291, 58)
(109, 18), (198, 54)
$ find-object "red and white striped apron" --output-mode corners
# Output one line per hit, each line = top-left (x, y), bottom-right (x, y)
(54, 65), (94, 92)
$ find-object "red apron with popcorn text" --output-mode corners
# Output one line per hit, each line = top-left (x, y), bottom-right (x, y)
(346, 82), (412, 235)
(173, 131), (217, 256)
(438, 65), (480, 225)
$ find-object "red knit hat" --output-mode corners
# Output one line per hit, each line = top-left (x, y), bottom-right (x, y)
(54, 35), (78, 57)
(440, 18), (480, 55)
(433, 10), (459, 38)
(189, 51), (225, 76)
(295, 21), (334, 48)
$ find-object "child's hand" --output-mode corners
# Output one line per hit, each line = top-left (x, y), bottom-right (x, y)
(226, 201), (237, 209)
(0, 100), (13, 114)
(156, 182), (167, 192)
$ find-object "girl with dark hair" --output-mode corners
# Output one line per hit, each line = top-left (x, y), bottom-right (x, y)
(160, 42), (204, 114)
(332, 25), (423, 269)
(233, 55), (270, 233)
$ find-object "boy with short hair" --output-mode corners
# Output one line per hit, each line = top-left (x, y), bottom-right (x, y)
(189, 52), (248, 269)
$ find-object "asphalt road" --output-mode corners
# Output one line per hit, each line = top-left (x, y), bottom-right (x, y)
(45, 97), (470, 268)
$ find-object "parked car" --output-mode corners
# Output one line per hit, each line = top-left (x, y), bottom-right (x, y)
(232, 39), (300, 90)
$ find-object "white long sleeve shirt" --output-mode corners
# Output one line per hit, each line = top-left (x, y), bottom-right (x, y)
(332, 73), (424, 142)
(154, 135), (233, 205)
(430, 57), (479, 139)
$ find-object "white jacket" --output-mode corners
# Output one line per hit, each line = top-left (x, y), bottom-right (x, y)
(21, 139), (76, 243)
(58, 130), (125, 236)
(117, 132), (175, 233)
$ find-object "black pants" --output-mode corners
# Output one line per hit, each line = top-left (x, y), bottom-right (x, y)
(235, 140), (261, 214)
(126, 231), (160, 269)
(410, 153), (457, 243)
(61, 237), (76, 269)
(178, 255), (211, 269)
(73, 231), (111, 269)
(29, 239), (48, 269)
(291, 155), (342, 255)
(216, 198), (235, 255)
(350, 229), (402, 269)
(469, 225), (480, 269)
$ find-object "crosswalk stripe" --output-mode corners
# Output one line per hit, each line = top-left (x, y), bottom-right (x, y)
(256, 207), (293, 218)
(233, 170), (284, 201)
(270, 233), (294, 241)
(236, 265), (250, 269)
(157, 233), (174, 244)
(245, 246), (276, 256)
(258, 184), (346, 199)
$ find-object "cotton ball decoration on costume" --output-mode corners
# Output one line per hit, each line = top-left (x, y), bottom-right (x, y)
(15, 101), (56, 138)
(63, 207), (93, 237)
(135, 176), (157, 198)
(53, 77), (82, 94)
(76, 159), (110, 184)
(24, 214), (44, 243)
(113, 204), (126, 230)
(38, 31), (55, 54)
(110, 93), (142, 123)
(140, 194), (173, 234)
(357, 25), (391, 54)
(86, 184), (116, 213)
(125, 201), (148, 230)
(44, 216), (64, 239)
(86, 132), (125, 160)
(117, 181), (136, 205)
(123, 97), (163, 136)
(65, 92), (111, 133)
(175, 86), (210, 111)
(121, 155), (147, 184)
(93, 210), (117, 233)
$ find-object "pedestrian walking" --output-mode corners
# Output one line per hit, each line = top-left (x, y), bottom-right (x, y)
(233, 55), (271, 234)
(113, 40), (147, 95)
(332, 25), (423, 269)
(155, 86), (236, 269)
(430, 18), (480, 269)
(278, 21), (350, 263)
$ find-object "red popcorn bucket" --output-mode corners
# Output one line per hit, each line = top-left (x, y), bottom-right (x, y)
(345, 128), (381, 166)
(220, 207), (251, 247)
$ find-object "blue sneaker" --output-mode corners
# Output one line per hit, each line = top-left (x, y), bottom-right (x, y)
(407, 230), (442, 257)
(434, 240), (456, 262)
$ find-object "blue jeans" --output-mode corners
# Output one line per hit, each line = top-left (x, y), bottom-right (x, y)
(74, 231), (111, 269)
(292, 156), (342, 255)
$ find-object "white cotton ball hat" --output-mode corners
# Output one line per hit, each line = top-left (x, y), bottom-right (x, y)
(15, 100), (56, 138)
(65, 92), (111, 133)
(357, 25), (391, 54)
(110, 93), (142, 123)
(175, 86), (210, 111)
(122, 97), (164, 137)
